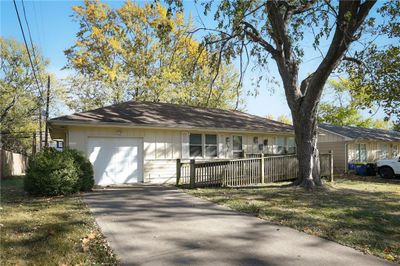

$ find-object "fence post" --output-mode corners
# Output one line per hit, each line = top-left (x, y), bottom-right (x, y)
(261, 153), (265, 184)
(190, 159), (196, 188)
(329, 150), (334, 182)
(176, 159), (181, 186)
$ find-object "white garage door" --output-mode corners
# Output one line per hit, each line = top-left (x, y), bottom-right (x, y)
(87, 137), (143, 185)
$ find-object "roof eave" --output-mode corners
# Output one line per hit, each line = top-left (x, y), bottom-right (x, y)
(318, 127), (353, 141)
(48, 119), (294, 135)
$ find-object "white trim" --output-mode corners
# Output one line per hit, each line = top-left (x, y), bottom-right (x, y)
(49, 120), (294, 135)
(188, 133), (219, 160)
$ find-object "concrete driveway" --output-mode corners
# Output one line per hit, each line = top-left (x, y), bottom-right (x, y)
(84, 185), (393, 266)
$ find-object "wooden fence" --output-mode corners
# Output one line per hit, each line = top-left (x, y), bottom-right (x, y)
(0, 149), (28, 179)
(176, 151), (333, 188)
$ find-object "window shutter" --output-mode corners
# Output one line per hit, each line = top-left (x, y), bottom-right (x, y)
(181, 132), (189, 159)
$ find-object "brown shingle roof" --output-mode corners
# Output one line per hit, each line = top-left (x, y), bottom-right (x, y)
(319, 123), (400, 141)
(50, 101), (293, 133)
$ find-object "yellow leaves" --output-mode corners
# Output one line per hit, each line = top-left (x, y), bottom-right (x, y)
(384, 247), (395, 261)
(175, 12), (184, 26)
(156, 3), (167, 18)
(109, 38), (121, 51)
(91, 26), (101, 38)
(81, 232), (97, 252)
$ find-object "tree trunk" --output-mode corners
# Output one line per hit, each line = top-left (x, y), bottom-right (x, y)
(292, 108), (322, 189)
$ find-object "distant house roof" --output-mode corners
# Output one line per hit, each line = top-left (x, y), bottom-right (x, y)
(49, 101), (293, 133)
(319, 123), (400, 142)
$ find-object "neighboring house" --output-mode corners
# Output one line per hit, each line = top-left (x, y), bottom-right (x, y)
(49, 101), (294, 185)
(317, 123), (400, 173)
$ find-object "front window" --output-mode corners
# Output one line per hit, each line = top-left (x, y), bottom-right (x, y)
(189, 134), (202, 157)
(392, 144), (398, 158)
(287, 137), (296, 154)
(205, 134), (217, 157)
(377, 143), (388, 159)
(276, 137), (286, 154)
(189, 133), (218, 158)
(233, 135), (243, 158)
(355, 143), (367, 162)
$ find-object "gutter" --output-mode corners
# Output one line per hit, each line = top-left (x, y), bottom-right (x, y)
(48, 120), (295, 136)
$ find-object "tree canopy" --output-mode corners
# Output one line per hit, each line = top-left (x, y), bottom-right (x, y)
(64, 0), (243, 112)
(345, 1), (399, 126)
(318, 79), (391, 129)
(0, 37), (46, 152)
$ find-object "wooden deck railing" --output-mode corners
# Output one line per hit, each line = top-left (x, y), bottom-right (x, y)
(177, 151), (333, 188)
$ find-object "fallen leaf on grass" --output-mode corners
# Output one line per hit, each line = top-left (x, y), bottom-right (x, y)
(384, 246), (392, 254)
(87, 232), (96, 240)
(82, 238), (90, 252)
(81, 232), (97, 252)
(384, 254), (394, 261)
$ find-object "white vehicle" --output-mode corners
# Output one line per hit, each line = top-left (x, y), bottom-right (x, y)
(376, 156), (400, 179)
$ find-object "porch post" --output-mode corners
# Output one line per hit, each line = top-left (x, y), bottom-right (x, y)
(190, 159), (196, 188)
(261, 153), (265, 184)
(329, 150), (334, 182)
(176, 159), (181, 186)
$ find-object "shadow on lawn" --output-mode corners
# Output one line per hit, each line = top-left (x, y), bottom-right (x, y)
(188, 183), (400, 262)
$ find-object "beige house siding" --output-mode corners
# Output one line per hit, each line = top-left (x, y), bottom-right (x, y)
(318, 129), (346, 143)
(317, 142), (347, 173)
(348, 141), (400, 162)
(64, 125), (294, 184)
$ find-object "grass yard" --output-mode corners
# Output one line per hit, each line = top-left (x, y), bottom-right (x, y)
(185, 176), (400, 263)
(0, 177), (119, 265)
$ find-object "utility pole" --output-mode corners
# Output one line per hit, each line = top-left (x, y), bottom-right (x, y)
(38, 106), (42, 150)
(44, 75), (50, 147)
(32, 132), (36, 155)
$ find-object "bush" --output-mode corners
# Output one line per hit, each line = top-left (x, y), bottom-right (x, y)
(63, 149), (94, 192)
(24, 148), (80, 196)
(24, 148), (94, 196)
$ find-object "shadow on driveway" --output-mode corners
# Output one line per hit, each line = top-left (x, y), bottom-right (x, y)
(84, 185), (394, 266)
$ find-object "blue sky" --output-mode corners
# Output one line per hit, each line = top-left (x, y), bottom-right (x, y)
(1, 0), (389, 120)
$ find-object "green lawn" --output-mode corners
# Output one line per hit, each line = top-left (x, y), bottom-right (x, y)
(0, 177), (119, 265)
(185, 176), (400, 263)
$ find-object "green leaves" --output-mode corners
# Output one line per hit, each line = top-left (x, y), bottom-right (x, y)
(318, 79), (392, 129)
(0, 37), (48, 152)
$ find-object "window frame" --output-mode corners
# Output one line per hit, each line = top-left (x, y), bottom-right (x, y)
(232, 135), (243, 158)
(276, 136), (286, 154)
(189, 133), (203, 158)
(205, 134), (218, 158)
(355, 143), (367, 162)
(377, 142), (388, 159)
(286, 137), (296, 154)
(189, 133), (218, 159)
(391, 144), (398, 158)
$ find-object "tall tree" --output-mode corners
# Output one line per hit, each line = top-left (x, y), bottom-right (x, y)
(0, 37), (47, 152)
(185, 0), (378, 188)
(64, 0), (242, 111)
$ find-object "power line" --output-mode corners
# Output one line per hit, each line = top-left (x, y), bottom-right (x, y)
(21, 0), (44, 93)
(13, 0), (44, 149)
(12, 0), (42, 95)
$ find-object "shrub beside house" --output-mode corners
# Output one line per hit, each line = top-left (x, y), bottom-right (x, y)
(24, 148), (94, 196)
